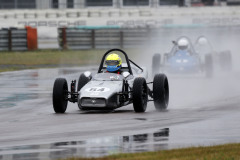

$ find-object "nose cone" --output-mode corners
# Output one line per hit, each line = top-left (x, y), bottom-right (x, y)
(79, 81), (122, 98)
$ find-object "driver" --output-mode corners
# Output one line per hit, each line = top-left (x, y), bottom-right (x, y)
(195, 37), (212, 54)
(177, 38), (189, 51)
(105, 53), (122, 74)
(177, 38), (192, 55)
(197, 37), (208, 46)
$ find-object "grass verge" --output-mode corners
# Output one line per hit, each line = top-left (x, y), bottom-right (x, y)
(0, 50), (108, 65)
(0, 49), (140, 72)
(59, 144), (240, 160)
(60, 143), (240, 160)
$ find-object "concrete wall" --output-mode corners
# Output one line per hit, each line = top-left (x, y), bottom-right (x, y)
(0, 7), (239, 28)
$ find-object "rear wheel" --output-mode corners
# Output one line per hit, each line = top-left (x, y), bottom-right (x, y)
(153, 74), (169, 111)
(220, 51), (232, 71)
(152, 53), (161, 77)
(77, 73), (90, 91)
(52, 78), (68, 113)
(132, 77), (148, 113)
(205, 54), (213, 78)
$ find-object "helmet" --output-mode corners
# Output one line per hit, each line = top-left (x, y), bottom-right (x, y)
(177, 38), (189, 50)
(198, 37), (208, 45)
(105, 53), (122, 72)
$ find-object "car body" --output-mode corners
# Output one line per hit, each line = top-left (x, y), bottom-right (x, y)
(78, 64), (147, 110)
(53, 49), (169, 113)
(153, 36), (202, 75)
(152, 36), (213, 77)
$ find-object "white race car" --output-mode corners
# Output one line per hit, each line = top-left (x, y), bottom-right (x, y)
(52, 49), (169, 113)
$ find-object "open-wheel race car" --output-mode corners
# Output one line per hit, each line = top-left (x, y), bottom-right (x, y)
(52, 49), (169, 113)
(194, 36), (232, 72)
(152, 36), (214, 78)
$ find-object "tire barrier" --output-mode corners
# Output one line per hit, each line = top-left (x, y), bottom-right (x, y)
(0, 26), (37, 51)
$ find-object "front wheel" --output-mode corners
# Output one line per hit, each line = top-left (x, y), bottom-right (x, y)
(132, 77), (148, 113)
(52, 78), (68, 113)
(153, 74), (169, 111)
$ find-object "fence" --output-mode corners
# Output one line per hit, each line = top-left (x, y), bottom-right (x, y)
(58, 28), (153, 49)
(0, 27), (37, 51)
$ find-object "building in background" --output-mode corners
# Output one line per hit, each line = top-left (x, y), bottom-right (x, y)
(0, 0), (36, 9)
(0, 0), (212, 9)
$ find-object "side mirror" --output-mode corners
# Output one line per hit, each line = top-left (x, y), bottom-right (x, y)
(172, 41), (177, 45)
(84, 71), (92, 80)
(122, 72), (130, 78)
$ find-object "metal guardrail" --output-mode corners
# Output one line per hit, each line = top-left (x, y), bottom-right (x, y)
(0, 28), (27, 51)
(0, 29), (9, 51)
(58, 28), (153, 49)
(11, 29), (27, 51)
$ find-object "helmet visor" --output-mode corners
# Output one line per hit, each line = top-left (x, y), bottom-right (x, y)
(179, 45), (188, 50)
(105, 60), (119, 66)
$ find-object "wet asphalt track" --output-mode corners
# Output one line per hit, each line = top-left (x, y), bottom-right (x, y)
(0, 67), (240, 160)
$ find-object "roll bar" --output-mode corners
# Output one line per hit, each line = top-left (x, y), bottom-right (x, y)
(98, 48), (133, 75)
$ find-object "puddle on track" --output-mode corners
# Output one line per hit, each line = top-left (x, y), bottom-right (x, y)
(0, 128), (169, 160)
(1, 113), (240, 160)
(0, 67), (96, 109)
(0, 93), (39, 108)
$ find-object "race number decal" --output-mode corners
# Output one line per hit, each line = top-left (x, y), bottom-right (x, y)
(85, 87), (110, 92)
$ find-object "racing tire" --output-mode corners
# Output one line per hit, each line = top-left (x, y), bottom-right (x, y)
(52, 78), (68, 113)
(205, 54), (213, 78)
(132, 77), (148, 113)
(77, 73), (90, 92)
(152, 53), (161, 77)
(153, 74), (169, 111)
(220, 51), (232, 72)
